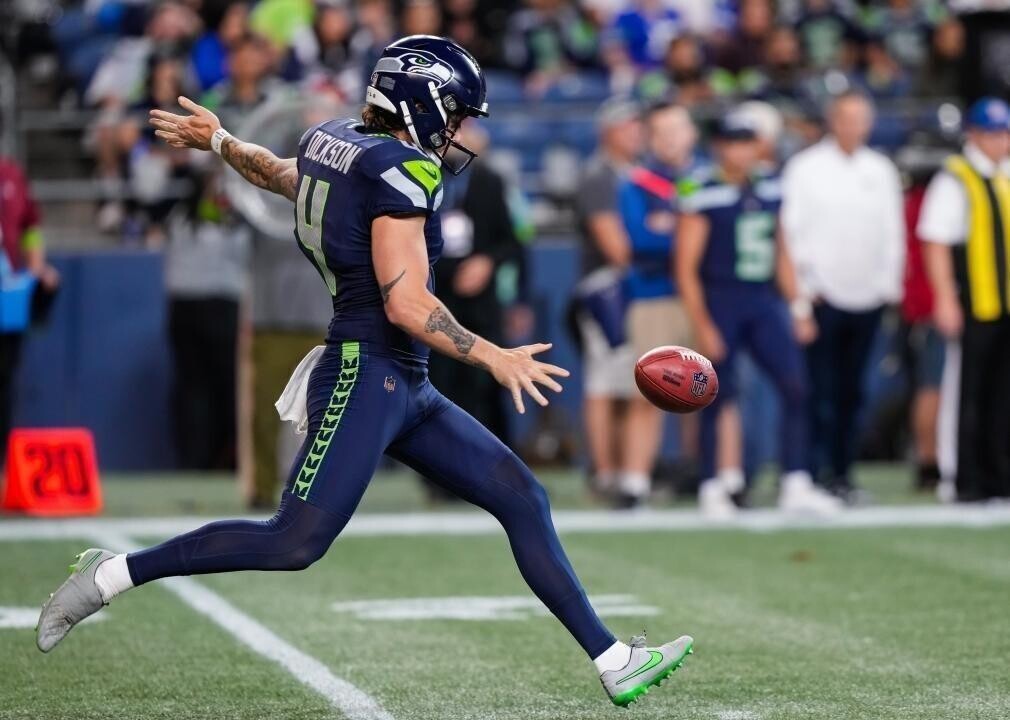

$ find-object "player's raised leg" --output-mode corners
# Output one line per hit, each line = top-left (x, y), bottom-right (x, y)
(387, 389), (693, 706)
(37, 343), (402, 652)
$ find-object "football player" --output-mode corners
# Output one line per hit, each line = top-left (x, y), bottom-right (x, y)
(36, 36), (691, 707)
(675, 112), (841, 517)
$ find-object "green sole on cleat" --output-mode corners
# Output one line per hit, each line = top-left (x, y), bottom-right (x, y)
(611, 642), (693, 708)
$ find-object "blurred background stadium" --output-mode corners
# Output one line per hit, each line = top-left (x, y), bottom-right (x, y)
(4, 0), (1008, 499)
(3, 2), (1010, 719)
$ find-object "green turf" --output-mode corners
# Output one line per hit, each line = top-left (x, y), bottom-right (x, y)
(3, 523), (1008, 720)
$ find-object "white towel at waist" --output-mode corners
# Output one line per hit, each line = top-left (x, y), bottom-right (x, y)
(274, 345), (326, 434)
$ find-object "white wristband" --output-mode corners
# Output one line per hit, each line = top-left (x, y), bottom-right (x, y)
(210, 127), (231, 155)
(789, 297), (813, 320)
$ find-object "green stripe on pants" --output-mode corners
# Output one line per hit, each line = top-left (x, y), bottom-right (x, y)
(292, 341), (361, 501)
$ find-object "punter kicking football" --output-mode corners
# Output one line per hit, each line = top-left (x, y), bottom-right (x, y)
(35, 35), (691, 707)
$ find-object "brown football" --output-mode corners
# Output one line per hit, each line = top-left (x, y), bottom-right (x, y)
(634, 345), (719, 413)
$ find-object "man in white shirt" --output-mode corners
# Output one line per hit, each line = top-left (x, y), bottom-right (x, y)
(919, 97), (1010, 502)
(781, 90), (906, 499)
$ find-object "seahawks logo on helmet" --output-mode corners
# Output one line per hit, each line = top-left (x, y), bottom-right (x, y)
(372, 50), (453, 88)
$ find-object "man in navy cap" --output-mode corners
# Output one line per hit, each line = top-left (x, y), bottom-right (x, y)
(920, 96), (1010, 502)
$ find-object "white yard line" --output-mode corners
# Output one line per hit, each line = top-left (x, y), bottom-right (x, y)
(3, 504), (1010, 542)
(91, 531), (393, 720)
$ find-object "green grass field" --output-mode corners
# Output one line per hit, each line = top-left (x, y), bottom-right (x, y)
(3, 468), (1009, 720)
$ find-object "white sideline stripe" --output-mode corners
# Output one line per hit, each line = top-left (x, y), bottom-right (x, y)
(4, 504), (1010, 542)
(92, 531), (393, 720)
(0, 606), (106, 629)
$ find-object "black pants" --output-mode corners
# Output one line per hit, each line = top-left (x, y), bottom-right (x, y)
(0, 332), (23, 465)
(956, 317), (1010, 500)
(168, 297), (239, 470)
(806, 303), (883, 487)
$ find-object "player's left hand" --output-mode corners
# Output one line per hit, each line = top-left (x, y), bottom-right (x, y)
(149, 96), (222, 151)
(489, 343), (569, 415)
(793, 315), (818, 345)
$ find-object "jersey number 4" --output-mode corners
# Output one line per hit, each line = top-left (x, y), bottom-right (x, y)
(734, 211), (776, 282)
(295, 174), (338, 295)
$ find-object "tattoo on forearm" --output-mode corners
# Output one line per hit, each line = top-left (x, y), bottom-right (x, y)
(424, 307), (477, 355)
(380, 270), (406, 304)
(221, 137), (298, 201)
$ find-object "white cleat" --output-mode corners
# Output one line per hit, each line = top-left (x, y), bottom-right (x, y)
(600, 634), (694, 707)
(36, 548), (114, 652)
(778, 472), (842, 515)
(699, 479), (738, 520)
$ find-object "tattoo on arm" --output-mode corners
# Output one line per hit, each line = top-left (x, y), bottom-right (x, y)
(380, 270), (406, 304)
(424, 306), (477, 356)
(221, 136), (298, 201)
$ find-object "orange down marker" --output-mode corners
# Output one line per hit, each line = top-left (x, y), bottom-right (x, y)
(2, 428), (102, 516)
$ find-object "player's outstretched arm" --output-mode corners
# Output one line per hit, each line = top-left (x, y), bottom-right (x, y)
(149, 96), (298, 202)
(373, 214), (568, 414)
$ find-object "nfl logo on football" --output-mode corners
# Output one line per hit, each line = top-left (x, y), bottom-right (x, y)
(690, 371), (708, 398)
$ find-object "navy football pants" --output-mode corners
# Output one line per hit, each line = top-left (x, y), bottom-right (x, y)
(127, 342), (615, 659)
(698, 289), (809, 481)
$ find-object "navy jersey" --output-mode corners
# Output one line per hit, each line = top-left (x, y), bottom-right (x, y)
(294, 118), (445, 362)
(679, 169), (782, 290)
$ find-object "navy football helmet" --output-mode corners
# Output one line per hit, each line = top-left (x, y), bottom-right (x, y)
(365, 35), (489, 174)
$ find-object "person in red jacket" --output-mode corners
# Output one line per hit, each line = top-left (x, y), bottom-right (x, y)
(900, 180), (943, 491)
(0, 156), (60, 465)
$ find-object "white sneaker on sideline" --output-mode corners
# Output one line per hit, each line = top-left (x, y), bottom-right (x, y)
(936, 479), (956, 504)
(699, 479), (737, 519)
(778, 471), (842, 515)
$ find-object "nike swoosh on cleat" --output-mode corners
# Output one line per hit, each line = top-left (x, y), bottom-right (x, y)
(74, 551), (101, 575)
(616, 650), (664, 685)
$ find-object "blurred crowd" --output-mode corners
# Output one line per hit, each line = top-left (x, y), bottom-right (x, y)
(11, 0), (963, 106)
(1, 0), (970, 241)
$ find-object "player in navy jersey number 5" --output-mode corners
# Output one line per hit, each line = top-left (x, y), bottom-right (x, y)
(675, 113), (841, 519)
(36, 36), (692, 708)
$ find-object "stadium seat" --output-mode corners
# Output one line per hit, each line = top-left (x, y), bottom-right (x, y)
(484, 71), (527, 104)
(541, 73), (612, 103)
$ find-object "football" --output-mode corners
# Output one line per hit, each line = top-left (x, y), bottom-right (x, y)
(634, 345), (719, 413)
